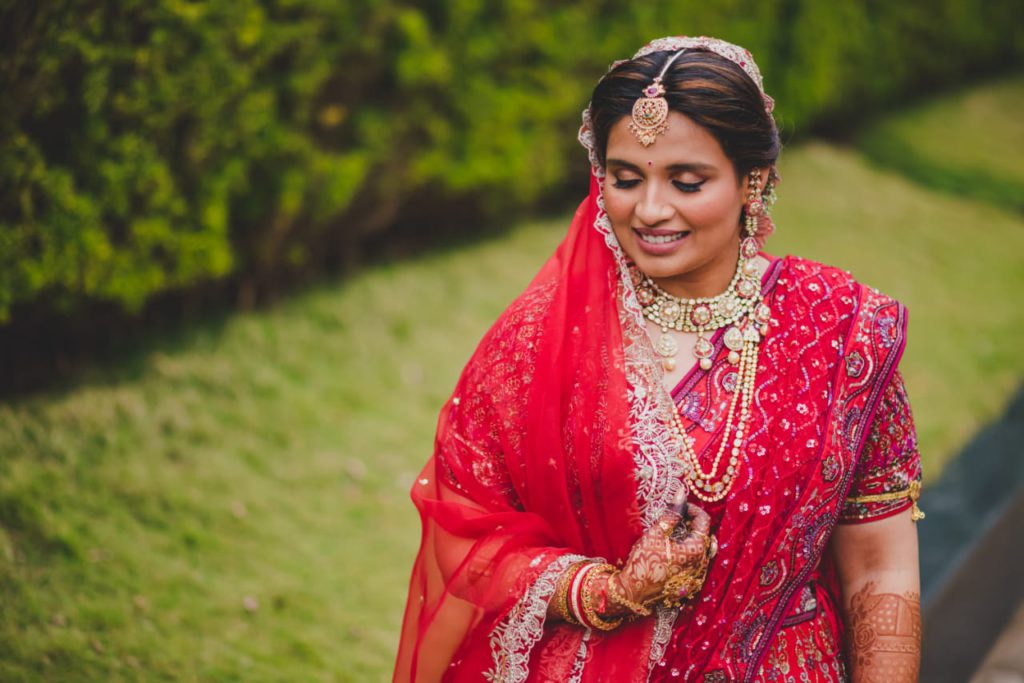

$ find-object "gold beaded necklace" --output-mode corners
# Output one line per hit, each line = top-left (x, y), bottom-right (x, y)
(634, 238), (771, 502)
(670, 312), (763, 502)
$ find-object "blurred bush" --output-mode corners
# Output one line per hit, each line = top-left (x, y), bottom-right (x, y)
(1, 0), (1021, 322)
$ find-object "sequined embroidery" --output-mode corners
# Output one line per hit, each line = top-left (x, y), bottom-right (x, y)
(840, 370), (923, 523)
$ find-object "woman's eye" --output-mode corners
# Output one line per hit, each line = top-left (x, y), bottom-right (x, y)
(612, 178), (640, 189)
(673, 179), (706, 193)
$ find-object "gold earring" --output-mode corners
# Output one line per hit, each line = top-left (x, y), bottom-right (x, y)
(744, 169), (764, 239)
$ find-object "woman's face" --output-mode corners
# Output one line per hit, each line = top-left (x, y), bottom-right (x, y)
(603, 110), (751, 298)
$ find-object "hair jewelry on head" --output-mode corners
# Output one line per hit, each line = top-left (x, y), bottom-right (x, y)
(579, 35), (777, 169)
(624, 36), (775, 115)
(628, 49), (688, 147)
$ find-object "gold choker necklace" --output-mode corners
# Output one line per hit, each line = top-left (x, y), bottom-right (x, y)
(631, 239), (769, 372)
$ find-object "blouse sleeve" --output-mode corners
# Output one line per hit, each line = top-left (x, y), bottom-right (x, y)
(840, 369), (925, 524)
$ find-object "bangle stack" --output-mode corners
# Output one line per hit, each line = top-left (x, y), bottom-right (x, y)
(554, 561), (624, 630)
(578, 564), (622, 631)
(555, 534), (718, 626)
(552, 560), (589, 625)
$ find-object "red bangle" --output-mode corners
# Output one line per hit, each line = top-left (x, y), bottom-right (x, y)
(578, 564), (624, 631)
(569, 563), (597, 628)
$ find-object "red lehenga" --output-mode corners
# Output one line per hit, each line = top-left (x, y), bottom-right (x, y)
(393, 158), (923, 681)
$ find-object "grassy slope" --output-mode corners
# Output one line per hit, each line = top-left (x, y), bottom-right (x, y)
(2, 80), (1022, 680)
(0, 224), (564, 682)
(857, 73), (1024, 212)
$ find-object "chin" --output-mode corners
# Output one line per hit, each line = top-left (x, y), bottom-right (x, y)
(633, 258), (690, 281)
(627, 249), (703, 280)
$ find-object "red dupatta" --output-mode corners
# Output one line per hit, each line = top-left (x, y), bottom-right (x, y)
(394, 169), (674, 682)
(394, 131), (907, 683)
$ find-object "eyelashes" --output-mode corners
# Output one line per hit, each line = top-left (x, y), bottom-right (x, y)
(673, 180), (706, 193)
(611, 178), (706, 193)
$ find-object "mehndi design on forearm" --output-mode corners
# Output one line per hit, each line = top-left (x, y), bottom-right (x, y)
(845, 581), (921, 683)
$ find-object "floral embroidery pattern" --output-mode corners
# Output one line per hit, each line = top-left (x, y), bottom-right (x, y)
(760, 561), (781, 587)
(755, 608), (846, 682)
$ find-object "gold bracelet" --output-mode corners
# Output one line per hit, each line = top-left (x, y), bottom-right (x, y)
(580, 564), (624, 631)
(606, 571), (652, 617)
(553, 560), (588, 625)
(655, 546), (712, 610)
(657, 567), (705, 609)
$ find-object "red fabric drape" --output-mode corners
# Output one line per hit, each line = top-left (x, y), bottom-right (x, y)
(394, 174), (656, 682)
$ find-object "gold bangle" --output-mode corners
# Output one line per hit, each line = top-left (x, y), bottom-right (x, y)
(553, 561), (588, 625)
(606, 571), (652, 617)
(580, 564), (624, 631)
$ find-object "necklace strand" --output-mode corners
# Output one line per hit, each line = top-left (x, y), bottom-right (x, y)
(633, 240), (764, 371)
(633, 237), (770, 502)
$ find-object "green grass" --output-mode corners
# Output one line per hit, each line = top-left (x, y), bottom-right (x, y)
(857, 73), (1024, 213)
(0, 224), (565, 681)
(2, 79), (1022, 681)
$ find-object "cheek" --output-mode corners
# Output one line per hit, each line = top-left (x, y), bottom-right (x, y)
(681, 186), (743, 228)
(603, 187), (635, 227)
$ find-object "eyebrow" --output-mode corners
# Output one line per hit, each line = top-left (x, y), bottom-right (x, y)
(606, 158), (716, 173)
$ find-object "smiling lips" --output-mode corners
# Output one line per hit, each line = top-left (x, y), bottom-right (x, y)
(633, 227), (691, 253)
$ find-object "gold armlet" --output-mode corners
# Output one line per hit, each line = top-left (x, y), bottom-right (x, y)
(846, 480), (925, 522)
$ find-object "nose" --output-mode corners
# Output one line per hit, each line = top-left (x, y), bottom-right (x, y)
(634, 181), (675, 226)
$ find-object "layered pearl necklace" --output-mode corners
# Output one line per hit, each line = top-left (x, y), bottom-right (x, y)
(632, 238), (772, 502)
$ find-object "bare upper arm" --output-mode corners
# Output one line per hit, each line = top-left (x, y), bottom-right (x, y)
(831, 508), (920, 588)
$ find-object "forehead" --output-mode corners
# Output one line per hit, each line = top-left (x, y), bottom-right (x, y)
(606, 111), (730, 168)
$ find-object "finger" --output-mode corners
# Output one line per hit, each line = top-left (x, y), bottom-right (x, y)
(678, 535), (708, 558)
(670, 486), (688, 515)
(651, 510), (682, 539)
(685, 503), (712, 535)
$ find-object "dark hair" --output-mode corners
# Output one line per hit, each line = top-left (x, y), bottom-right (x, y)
(589, 50), (780, 179)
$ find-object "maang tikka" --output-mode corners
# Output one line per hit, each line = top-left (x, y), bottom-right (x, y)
(628, 50), (688, 146)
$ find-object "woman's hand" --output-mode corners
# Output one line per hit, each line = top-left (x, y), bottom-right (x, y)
(608, 494), (713, 612)
(545, 490), (715, 625)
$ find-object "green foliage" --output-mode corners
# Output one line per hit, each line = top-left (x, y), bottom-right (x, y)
(857, 74), (1024, 214)
(1, 0), (1022, 321)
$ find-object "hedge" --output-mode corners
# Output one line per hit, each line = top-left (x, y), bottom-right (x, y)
(1, 0), (1021, 322)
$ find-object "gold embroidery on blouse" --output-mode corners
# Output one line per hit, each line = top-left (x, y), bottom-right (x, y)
(845, 480), (925, 522)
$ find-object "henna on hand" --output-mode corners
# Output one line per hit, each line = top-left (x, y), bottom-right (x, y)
(549, 497), (716, 623)
(616, 502), (713, 607)
(845, 580), (921, 683)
